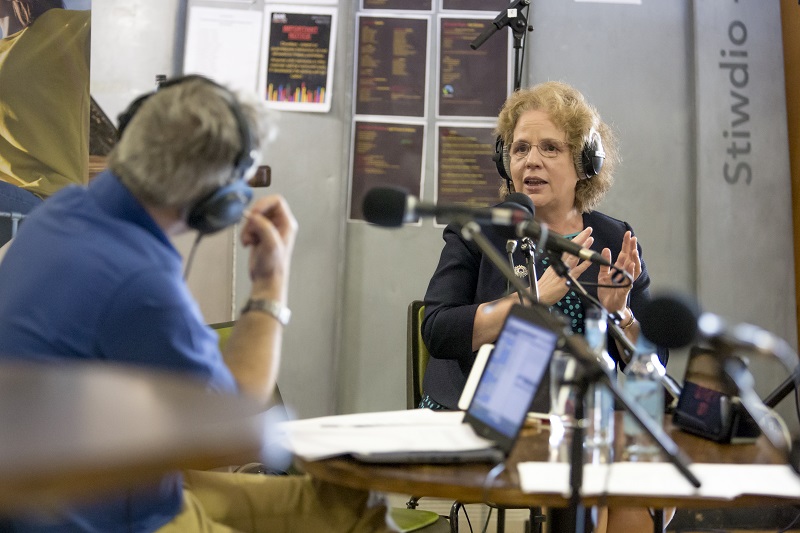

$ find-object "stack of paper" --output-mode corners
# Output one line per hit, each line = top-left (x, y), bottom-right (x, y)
(278, 409), (493, 461)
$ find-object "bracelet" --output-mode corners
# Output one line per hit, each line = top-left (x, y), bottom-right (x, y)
(241, 298), (291, 326)
(620, 307), (635, 330)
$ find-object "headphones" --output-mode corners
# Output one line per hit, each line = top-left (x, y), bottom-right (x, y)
(493, 126), (606, 187)
(117, 75), (256, 235)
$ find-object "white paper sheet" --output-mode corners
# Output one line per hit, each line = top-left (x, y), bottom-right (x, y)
(517, 461), (800, 500)
(183, 6), (264, 92)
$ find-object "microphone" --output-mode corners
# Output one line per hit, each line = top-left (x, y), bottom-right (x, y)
(639, 293), (798, 372)
(513, 220), (612, 267)
(362, 186), (532, 228)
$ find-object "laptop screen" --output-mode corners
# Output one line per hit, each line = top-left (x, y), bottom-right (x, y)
(467, 310), (558, 439)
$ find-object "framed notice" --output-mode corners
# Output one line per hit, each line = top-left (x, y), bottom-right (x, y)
(441, 0), (510, 11)
(184, 6), (264, 92)
(362, 0), (433, 10)
(355, 15), (430, 118)
(261, 5), (337, 112)
(435, 123), (501, 225)
(437, 16), (511, 118)
(348, 120), (426, 223)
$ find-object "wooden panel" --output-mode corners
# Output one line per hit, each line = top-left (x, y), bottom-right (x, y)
(782, 0), (800, 344)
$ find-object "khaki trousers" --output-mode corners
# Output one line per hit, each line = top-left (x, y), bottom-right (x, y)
(157, 470), (397, 533)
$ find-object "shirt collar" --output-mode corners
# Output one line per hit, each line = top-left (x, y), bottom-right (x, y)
(88, 170), (177, 252)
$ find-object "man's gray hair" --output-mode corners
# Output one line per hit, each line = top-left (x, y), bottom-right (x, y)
(109, 78), (267, 211)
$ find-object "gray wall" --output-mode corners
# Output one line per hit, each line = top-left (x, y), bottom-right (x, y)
(339, 0), (698, 415)
(91, 1), (797, 429)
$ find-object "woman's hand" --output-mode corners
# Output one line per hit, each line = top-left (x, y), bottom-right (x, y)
(597, 231), (640, 314)
(536, 227), (594, 306)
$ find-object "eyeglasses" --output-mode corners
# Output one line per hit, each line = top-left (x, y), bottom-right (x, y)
(507, 140), (567, 160)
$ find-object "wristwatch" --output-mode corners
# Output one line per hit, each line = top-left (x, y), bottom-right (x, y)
(241, 298), (291, 326)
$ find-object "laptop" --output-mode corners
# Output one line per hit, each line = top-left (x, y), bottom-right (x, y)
(353, 303), (561, 464)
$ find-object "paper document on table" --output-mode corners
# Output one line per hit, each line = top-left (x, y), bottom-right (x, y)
(516, 463), (610, 496)
(518, 461), (800, 499)
(278, 409), (494, 461)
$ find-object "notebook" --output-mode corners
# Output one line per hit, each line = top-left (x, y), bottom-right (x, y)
(353, 303), (560, 464)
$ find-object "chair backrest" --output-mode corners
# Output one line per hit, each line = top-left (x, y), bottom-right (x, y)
(209, 321), (285, 410)
(406, 300), (430, 409)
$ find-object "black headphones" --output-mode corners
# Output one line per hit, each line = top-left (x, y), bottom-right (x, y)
(493, 127), (606, 187)
(117, 75), (256, 235)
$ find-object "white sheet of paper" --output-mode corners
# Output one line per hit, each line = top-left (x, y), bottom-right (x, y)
(518, 461), (800, 500)
(183, 6), (264, 92)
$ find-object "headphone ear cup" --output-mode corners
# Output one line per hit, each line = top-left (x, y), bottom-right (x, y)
(580, 129), (606, 179)
(186, 180), (253, 235)
(493, 136), (513, 186)
(116, 93), (153, 140)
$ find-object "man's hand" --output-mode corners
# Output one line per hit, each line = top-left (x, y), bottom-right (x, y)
(240, 195), (298, 300)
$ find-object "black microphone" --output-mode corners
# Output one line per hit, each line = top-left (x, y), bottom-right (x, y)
(639, 292), (798, 371)
(362, 186), (532, 228)
(513, 220), (612, 267)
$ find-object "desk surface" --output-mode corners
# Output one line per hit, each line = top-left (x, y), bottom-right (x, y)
(0, 360), (265, 513)
(297, 414), (795, 510)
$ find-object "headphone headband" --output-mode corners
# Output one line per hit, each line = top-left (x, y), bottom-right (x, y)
(116, 75), (256, 234)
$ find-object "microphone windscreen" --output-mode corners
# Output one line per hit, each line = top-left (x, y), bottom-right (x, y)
(504, 192), (535, 217)
(362, 186), (408, 227)
(638, 292), (702, 349)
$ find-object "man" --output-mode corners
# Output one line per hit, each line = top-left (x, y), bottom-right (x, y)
(0, 76), (395, 532)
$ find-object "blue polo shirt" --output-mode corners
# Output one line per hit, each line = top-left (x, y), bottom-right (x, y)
(0, 171), (238, 531)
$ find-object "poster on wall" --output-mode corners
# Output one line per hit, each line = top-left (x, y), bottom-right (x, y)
(435, 123), (501, 225)
(355, 15), (430, 118)
(441, 0), (509, 11)
(437, 16), (510, 119)
(184, 6), (264, 92)
(261, 5), (337, 112)
(348, 120), (426, 223)
(361, 0), (433, 11)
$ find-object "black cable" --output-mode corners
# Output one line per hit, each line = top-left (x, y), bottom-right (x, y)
(480, 507), (494, 533)
(779, 507), (800, 533)
(182, 232), (203, 280)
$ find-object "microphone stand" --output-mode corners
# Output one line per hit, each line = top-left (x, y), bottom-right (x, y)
(459, 221), (537, 306)
(764, 363), (800, 409)
(470, 0), (531, 91)
(520, 237), (540, 302)
(545, 251), (682, 405)
(457, 221), (700, 533)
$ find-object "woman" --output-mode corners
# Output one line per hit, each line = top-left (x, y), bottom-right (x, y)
(421, 80), (670, 532)
(0, 0), (90, 245)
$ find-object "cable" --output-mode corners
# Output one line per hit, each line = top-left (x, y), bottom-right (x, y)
(778, 506), (800, 533)
(480, 506), (494, 533)
(182, 232), (203, 280)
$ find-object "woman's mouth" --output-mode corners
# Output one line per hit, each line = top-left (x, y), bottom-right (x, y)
(523, 177), (547, 188)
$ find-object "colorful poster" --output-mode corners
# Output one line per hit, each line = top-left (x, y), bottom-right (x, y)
(437, 16), (510, 118)
(262, 5), (337, 112)
(348, 120), (426, 222)
(435, 124), (501, 225)
(441, 0), (510, 11)
(355, 16), (430, 118)
(361, 0), (433, 10)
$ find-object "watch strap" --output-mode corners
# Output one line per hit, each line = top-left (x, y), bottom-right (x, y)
(241, 298), (291, 326)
